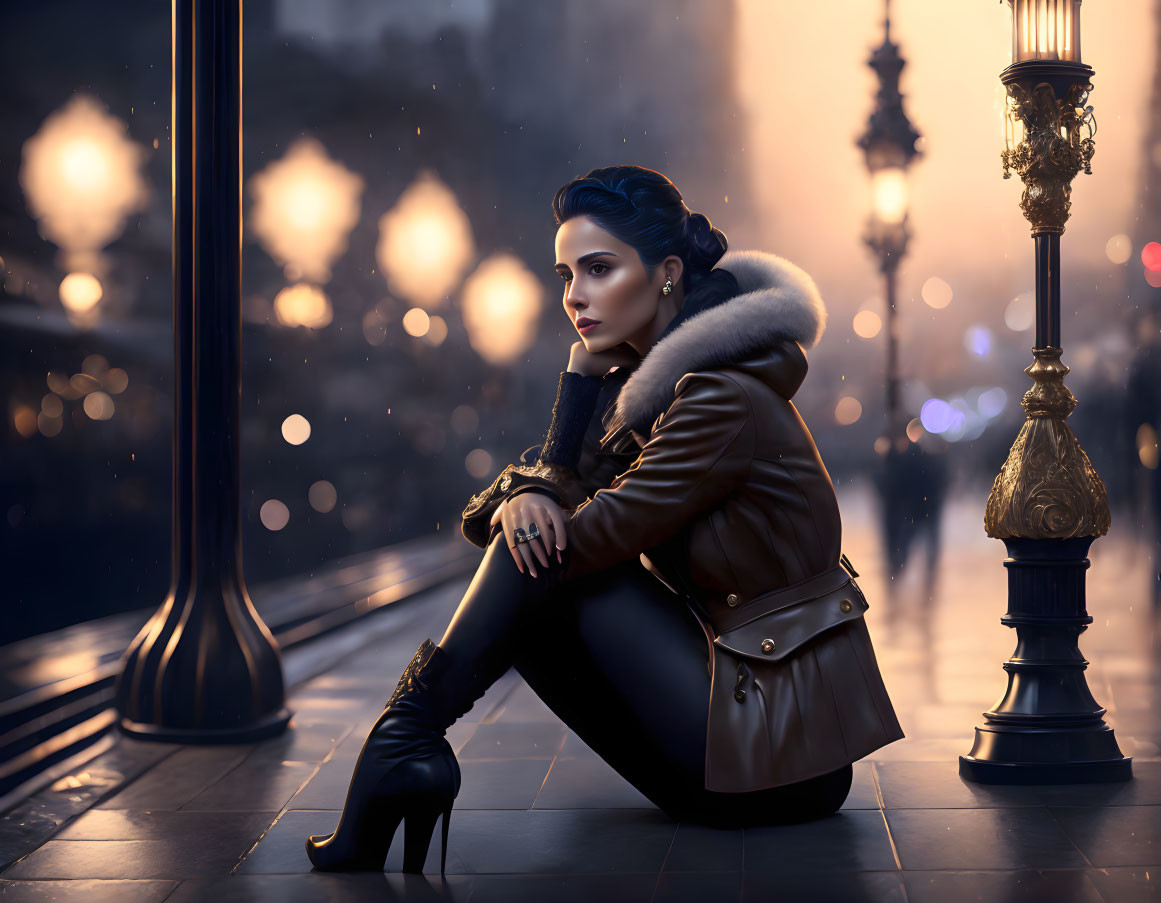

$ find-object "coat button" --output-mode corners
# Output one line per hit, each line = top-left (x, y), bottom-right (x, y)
(726, 593), (739, 607)
(760, 638), (775, 655)
(839, 599), (852, 613)
(500, 475), (512, 491)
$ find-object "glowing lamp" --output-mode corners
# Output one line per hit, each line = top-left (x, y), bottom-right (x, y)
(1008, 0), (1082, 64)
(871, 168), (907, 226)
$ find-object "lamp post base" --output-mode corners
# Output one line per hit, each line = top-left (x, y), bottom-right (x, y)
(119, 707), (292, 744)
(959, 753), (1131, 785)
(960, 537), (1132, 784)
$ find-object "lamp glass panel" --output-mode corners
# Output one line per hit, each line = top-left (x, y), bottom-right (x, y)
(872, 168), (908, 225)
(1009, 0), (1081, 62)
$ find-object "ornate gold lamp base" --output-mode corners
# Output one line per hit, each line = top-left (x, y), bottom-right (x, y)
(960, 348), (1131, 783)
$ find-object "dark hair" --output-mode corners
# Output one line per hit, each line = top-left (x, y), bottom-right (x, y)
(551, 165), (732, 297)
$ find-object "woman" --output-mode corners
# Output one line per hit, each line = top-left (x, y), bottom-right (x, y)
(306, 165), (904, 874)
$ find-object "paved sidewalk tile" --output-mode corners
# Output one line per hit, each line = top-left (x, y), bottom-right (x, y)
(885, 808), (1088, 870)
(0, 879), (178, 902)
(900, 869), (1105, 903)
(1050, 805), (1161, 867)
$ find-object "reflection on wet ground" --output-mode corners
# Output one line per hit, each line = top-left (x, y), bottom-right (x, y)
(2, 485), (1158, 902)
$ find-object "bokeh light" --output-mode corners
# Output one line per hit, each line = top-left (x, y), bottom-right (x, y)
(274, 283), (333, 329)
(920, 398), (960, 434)
(248, 137), (365, 284)
(1142, 241), (1161, 271)
(19, 94), (150, 267)
(38, 413), (63, 437)
(921, 276), (953, 309)
(465, 448), (493, 479)
(834, 396), (863, 425)
(977, 387), (1008, 418)
(102, 368), (129, 394)
(260, 499), (290, 531)
(424, 314), (448, 346)
(944, 397), (986, 442)
(82, 391), (115, 421)
(402, 307), (431, 337)
(70, 373), (101, 395)
(376, 170), (475, 308)
(58, 272), (102, 312)
(82, 353), (108, 377)
(47, 371), (77, 398)
(1146, 269), (1161, 289)
(281, 414), (311, 445)
(905, 418), (924, 443)
(461, 252), (543, 366)
(964, 325), (992, 357)
(1105, 234), (1132, 264)
(41, 394), (63, 418)
(309, 480), (338, 513)
(853, 309), (882, 338)
(13, 406), (38, 438)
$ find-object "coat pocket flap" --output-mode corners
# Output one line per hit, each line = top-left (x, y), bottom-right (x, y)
(712, 581), (869, 663)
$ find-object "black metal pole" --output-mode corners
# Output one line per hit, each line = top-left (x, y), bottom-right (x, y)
(114, 0), (291, 741)
(1034, 233), (1061, 349)
(884, 262), (900, 441)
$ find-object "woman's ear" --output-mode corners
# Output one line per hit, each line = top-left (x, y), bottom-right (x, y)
(663, 254), (684, 288)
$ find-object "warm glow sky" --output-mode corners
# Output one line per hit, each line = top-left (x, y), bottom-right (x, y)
(734, 0), (1155, 331)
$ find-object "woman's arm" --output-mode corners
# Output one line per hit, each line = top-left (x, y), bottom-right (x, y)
(460, 370), (605, 549)
(559, 370), (755, 582)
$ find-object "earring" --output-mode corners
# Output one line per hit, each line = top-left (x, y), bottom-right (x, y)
(662, 278), (673, 296)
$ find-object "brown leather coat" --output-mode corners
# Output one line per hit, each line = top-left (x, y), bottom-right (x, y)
(461, 250), (904, 791)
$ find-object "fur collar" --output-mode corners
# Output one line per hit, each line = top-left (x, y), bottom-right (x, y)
(607, 250), (827, 438)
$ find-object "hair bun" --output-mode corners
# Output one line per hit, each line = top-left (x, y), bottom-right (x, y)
(684, 212), (728, 272)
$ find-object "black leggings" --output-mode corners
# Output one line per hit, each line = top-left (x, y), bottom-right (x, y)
(437, 532), (852, 827)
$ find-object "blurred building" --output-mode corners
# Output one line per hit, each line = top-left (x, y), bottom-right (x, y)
(0, 0), (751, 643)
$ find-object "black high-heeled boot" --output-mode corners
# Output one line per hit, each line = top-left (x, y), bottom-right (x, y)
(305, 638), (464, 874)
(307, 533), (550, 872)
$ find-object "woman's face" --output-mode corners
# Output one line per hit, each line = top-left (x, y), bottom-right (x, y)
(554, 215), (679, 354)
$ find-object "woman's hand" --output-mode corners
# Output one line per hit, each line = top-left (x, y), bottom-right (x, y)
(490, 491), (567, 578)
(567, 341), (640, 378)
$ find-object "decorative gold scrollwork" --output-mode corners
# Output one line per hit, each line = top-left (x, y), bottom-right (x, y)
(1001, 81), (1097, 234)
(984, 348), (1110, 539)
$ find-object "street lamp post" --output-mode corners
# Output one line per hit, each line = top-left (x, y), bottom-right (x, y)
(858, 1), (921, 446)
(114, 0), (291, 742)
(959, 0), (1131, 783)
(858, 1), (925, 588)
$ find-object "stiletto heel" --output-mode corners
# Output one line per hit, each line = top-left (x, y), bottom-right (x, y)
(305, 639), (465, 872)
(401, 793), (452, 874)
(440, 802), (452, 875)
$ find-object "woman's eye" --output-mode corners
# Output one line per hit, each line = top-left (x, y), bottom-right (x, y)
(558, 272), (572, 283)
(590, 262), (609, 275)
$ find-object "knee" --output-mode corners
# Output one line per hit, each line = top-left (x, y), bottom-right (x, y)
(481, 530), (570, 597)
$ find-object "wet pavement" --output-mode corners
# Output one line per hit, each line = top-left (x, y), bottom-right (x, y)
(1, 485), (1158, 902)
